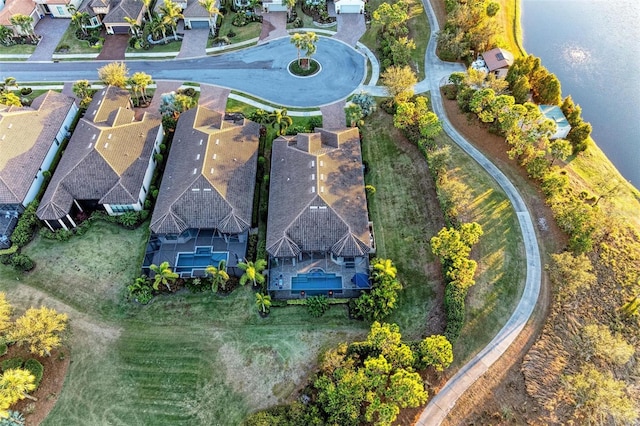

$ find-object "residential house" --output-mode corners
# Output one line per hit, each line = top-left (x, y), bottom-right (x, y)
(0, 0), (40, 37)
(37, 86), (163, 230)
(33, 0), (83, 18)
(82, 0), (145, 34)
(182, 0), (220, 30)
(145, 97), (260, 278)
(539, 105), (571, 140)
(480, 47), (514, 78)
(334, 0), (364, 14)
(0, 91), (78, 247)
(266, 127), (374, 299)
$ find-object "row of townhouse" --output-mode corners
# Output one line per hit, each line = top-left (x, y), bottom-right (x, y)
(0, 85), (374, 298)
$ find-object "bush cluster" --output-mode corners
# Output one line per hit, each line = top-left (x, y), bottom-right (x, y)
(0, 358), (23, 372)
(23, 359), (44, 388)
(306, 295), (329, 318)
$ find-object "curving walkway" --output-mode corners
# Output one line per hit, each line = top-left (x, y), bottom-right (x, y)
(414, 1), (542, 425)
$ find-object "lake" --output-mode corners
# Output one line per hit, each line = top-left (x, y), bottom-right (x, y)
(521, 0), (640, 187)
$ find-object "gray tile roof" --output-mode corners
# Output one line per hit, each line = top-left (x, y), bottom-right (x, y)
(183, 0), (214, 18)
(266, 128), (371, 258)
(102, 0), (144, 23)
(150, 103), (260, 235)
(37, 86), (162, 221)
(0, 91), (75, 206)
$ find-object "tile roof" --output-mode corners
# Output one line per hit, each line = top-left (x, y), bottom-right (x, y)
(183, 0), (214, 18)
(0, 91), (76, 205)
(0, 0), (36, 27)
(150, 103), (260, 235)
(482, 48), (514, 72)
(266, 128), (371, 258)
(37, 87), (162, 221)
(101, 0), (144, 23)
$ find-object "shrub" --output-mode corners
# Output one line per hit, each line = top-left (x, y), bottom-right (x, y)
(118, 212), (139, 229)
(186, 277), (208, 293)
(23, 359), (44, 388)
(20, 87), (32, 96)
(11, 202), (39, 248)
(308, 116), (323, 130)
(246, 234), (258, 262)
(10, 254), (34, 272)
(0, 343), (7, 356)
(177, 87), (196, 97)
(1, 358), (23, 372)
(127, 276), (153, 304)
(306, 295), (330, 317)
(0, 411), (25, 426)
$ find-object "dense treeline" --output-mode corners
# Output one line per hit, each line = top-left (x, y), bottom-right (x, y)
(447, 51), (639, 423)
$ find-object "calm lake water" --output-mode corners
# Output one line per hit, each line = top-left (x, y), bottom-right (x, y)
(521, 0), (640, 187)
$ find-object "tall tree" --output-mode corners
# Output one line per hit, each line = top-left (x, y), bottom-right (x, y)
(381, 65), (417, 104)
(0, 25), (13, 46)
(301, 32), (318, 70)
(9, 14), (36, 42)
(72, 80), (93, 108)
(160, 0), (184, 41)
(372, 258), (397, 279)
(268, 108), (293, 135)
(372, 1), (409, 37)
(149, 261), (179, 291)
(199, 0), (223, 33)
(7, 307), (68, 356)
(98, 62), (129, 88)
(255, 293), (272, 313)
(418, 335), (453, 371)
(128, 71), (153, 103)
(290, 32), (305, 66)
(71, 10), (91, 37)
(205, 260), (229, 292)
(238, 259), (267, 288)
(0, 77), (18, 94)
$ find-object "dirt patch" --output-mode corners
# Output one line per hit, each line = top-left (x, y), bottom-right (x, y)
(434, 93), (567, 425)
(7, 345), (69, 426)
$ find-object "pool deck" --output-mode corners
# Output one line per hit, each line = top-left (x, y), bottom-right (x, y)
(268, 256), (370, 299)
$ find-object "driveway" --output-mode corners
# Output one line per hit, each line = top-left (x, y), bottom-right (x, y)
(333, 13), (365, 47)
(96, 33), (129, 60)
(259, 12), (288, 43)
(29, 17), (70, 62)
(176, 28), (210, 59)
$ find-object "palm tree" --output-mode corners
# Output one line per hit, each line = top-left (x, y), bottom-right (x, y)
(290, 33), (305, 66)
(149, 261), (179, 291)
(268, 108), (293, 136)
(372, 258), (397, 279)
(198, 0), (223, 34)
(10, 14), (36, 42)
(128, 71), (153, 103)
(301, 32), (318, 70)
(147, 15), (167, 41)
(238, 259), (267, 288)
(159, 0), (184, 42)
(124, 16), (142, 38)
(205, 260), (230, 292)
(0, 77), (18, 94)
(255, 293), (272, 314)
(70, 8), (91, 37)
(142, 0), (153, 21)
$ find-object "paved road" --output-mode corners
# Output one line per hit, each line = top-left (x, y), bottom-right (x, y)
(415, 1), (542, 425)
(0, 37), (365, 108)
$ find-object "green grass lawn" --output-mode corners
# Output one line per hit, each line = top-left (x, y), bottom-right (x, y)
(0, 43), (36, 55)
(55, 27), (103, 55)
(286, 5), (338, 30)
(127, 38), (182, 54)
(361, 105), (525, 363)
(1, 220), (367, 425)
(214, 13), (262, 47)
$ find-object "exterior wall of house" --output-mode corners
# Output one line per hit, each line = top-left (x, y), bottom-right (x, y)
(334, 0), (364, 14)
(263, 0), (288, 12)
(23, 103), (78, 207)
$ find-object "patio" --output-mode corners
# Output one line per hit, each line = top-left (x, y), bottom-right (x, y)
(142, 229), (248, 277)
(268, 253), (370, 299)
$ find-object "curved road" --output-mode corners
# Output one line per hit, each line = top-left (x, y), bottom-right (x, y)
(414, 1), (542, 425)
(0, 37), (365, 108)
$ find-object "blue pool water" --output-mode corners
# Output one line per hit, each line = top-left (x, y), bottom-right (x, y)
(175, 249), (228, 273)
(291, 271), (343, 296)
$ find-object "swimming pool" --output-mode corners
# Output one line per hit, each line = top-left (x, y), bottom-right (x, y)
(175, 249), (228, 274)
(291, 271), (343, 296)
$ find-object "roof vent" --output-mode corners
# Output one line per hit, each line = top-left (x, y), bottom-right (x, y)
(193, 168), (197, 175)
(311, 174), (315, 180)
(210, 167), (214, 174)
(104, 143), (109, 148)
(107, 133), (112, 140)
(92, 134), (96, 140)
(215, 139), (219, 145)
(196, 154), (200, 160)
(311, 160), (315, 167)
(7, 123), (12, 129)
(199, 139), (203, 145)
(213, 153), (217, 160)
(192, 188), (200, 192)
(311, 186), (315, 193)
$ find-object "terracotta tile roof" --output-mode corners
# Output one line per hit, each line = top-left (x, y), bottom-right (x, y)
(150, 103), (260, 235)
(481, 48), (514, 72)
(37, 87), (162, 221)
(266, 128), (371, 258)
(0, 91), (76, 205)
(0, 0), (36, 27)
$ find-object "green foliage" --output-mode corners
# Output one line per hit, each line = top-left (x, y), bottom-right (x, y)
(23, 359), (43, 389)
(417, 335), (453, 371)
(127, 276), (154, 304)
(306, 295), (329, 318)
(0, 359), (23, 373)
(9, 254), (34, 272)
(0, 345), (6, 357)
(354, 260), (402, 321)
(149, 262), (179, 291)
(255, 293), (271, 314)
(577, 324), (634, 366)
(351, 93), (376, 117)
(117, 212), (139, 229)
(10, 201), (39, 248)
(97, 62), (129, 88)
(562, 365), (638, 425)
